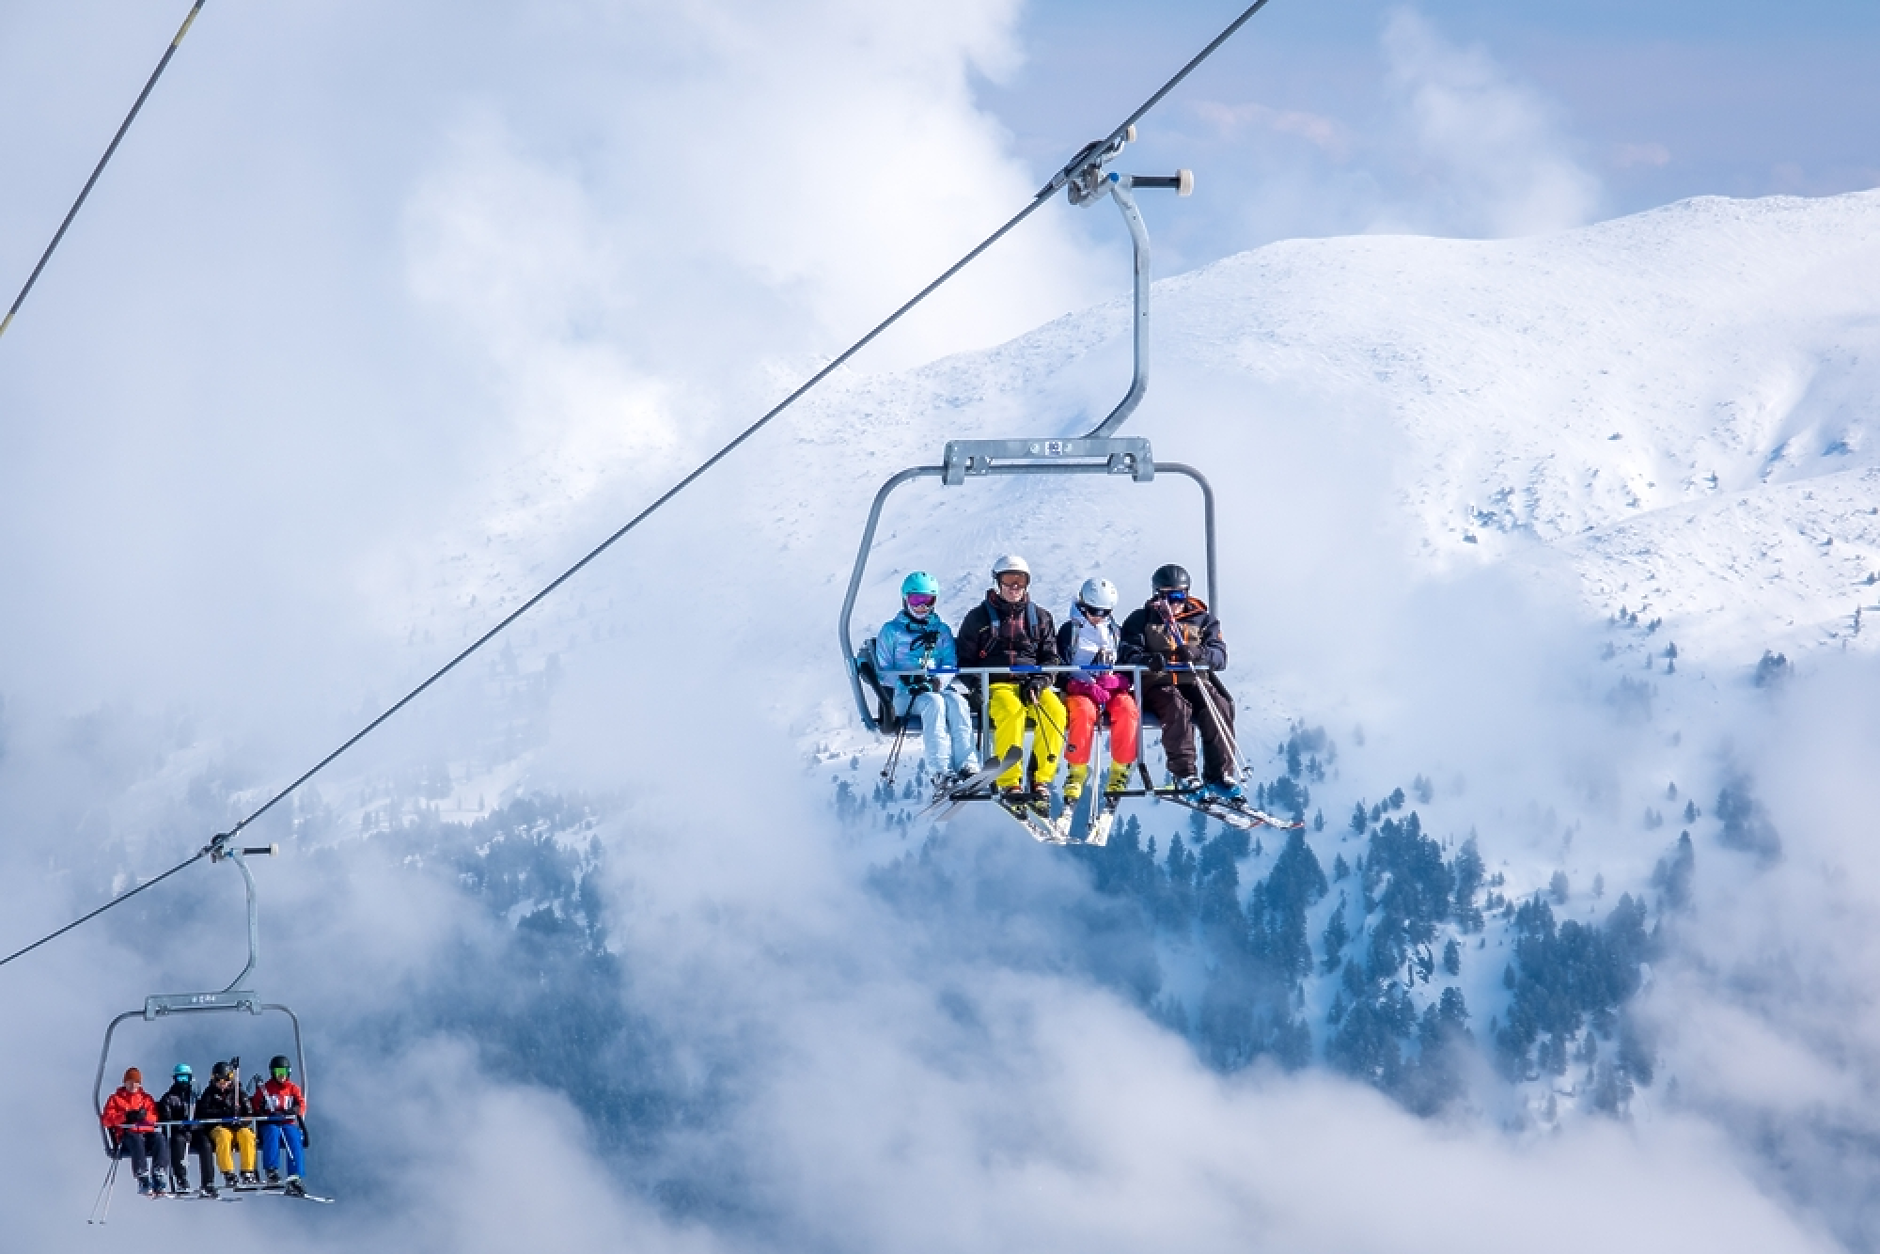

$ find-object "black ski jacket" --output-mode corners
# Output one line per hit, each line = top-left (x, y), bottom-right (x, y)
(1119, 594), (1228, 688)
(157, 1080), (196, 1126)
(196, 1082), (246, 1124)
(956, 591), (1058, 686)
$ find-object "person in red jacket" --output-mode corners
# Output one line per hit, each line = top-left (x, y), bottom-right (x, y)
(100, 1067), (172, 1196)
(250, 1055), (308, 1195)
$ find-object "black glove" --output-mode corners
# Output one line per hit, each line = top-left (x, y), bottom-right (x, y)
(1020, 675), (1047, 704)
(298, 1121), (310, 1149)
(905, 674), (934, 696)
(1146, 654), (1166, 674)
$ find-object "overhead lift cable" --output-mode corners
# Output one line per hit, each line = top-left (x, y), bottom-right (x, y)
(0, 0), (1278, 969)
(0, 1), (207, 342)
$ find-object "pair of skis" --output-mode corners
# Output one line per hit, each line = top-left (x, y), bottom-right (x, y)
(920, 747), (1120, 846)
(1146, 773), (1304, 832)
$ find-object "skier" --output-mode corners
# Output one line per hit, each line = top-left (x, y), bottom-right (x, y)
(100, 1067), (171, 1196)
(956, 554), (1065, 814)
(1056, 577), (1139, 806)
(1119, 563), (1242, 802)
(155, 1063), (213, 1196)
(250, 1054), (308, 1196)
(873, 571), (980, 789)
(197, 1060), (257, 1191)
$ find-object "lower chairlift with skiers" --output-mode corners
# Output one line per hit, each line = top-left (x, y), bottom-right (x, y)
(88, 840), (329, 1222)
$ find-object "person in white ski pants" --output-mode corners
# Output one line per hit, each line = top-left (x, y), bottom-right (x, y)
(874, 571), (980, 784)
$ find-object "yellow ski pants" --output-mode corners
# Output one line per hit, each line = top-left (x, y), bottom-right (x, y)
(211, 1125), (257, 1174)
(987, 681), (1066, 790)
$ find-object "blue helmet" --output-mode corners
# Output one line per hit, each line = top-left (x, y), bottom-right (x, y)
(173, 1063), (192, 1081)
(901, 571), (939, 599)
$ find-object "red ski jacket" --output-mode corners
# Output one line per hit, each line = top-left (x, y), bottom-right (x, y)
(251, 1077), (307, 1120)
(101, 1087), (160, 1140)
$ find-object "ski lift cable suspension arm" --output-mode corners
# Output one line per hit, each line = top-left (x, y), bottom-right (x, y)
(0, 0), (208, 343)
(0, 0), (1280, 971)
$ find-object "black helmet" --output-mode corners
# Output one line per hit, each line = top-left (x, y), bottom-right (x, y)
(269, 1055), (291, 1073)
(1151, 564), (1191, 594)
(211, 1061), (232, 1080)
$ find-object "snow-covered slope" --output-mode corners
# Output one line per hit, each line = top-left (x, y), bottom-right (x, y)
(749, 190), (1880, 679)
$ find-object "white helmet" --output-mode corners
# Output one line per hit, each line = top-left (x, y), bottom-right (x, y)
(991, 554), (1031, 580)
(1077, 577), (1119, 612)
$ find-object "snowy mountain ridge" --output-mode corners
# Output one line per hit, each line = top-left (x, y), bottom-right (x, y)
(747, 189), (1880, 681)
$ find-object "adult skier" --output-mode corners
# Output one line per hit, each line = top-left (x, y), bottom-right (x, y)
(1119, 563), (1242, 802)
(956, 554), (1065, 814)
(873, 571), (980, 788)
(1056, 577), (1139, 805)
(155, 1063), (213, 1196)
(100, 1067), (171, 1196)
(197, 1060), (257, 1191)
(250, 1055), (308, 1196)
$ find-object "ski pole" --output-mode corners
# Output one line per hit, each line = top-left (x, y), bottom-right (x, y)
(881, 719), (908, 783)
(1157, 602), (1249, 781)
(88, 1137), (125, 1225)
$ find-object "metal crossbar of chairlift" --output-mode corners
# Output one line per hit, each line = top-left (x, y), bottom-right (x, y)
(92, 841), (306, 1155)
(840, 129), (1217, 738)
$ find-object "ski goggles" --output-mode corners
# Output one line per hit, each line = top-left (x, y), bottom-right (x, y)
(905, 593), (937, 610)
(1080, 605), (1111, 619)
(996, 575), (1029, 591)
(271, 1067), (290, 1077)
(1157, 589), (1188, 601)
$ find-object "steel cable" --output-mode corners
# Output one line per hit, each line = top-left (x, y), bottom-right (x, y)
(0, 1), (208, 342)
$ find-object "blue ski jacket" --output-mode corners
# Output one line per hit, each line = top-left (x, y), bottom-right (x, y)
(873, 610), (958, 689)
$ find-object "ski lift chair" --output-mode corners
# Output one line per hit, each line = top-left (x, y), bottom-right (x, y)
(841, 130), (1218, 772)
(92, 842), (307, 1156)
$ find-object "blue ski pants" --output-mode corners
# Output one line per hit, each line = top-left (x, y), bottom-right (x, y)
(894, 683), (977, 777)
(259, 1121), (304, 1178)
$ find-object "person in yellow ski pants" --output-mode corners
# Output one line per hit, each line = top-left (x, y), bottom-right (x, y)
(986, 680), (1066, 795)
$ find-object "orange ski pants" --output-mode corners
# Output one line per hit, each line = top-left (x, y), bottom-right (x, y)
(1064, 677), (1139, 767)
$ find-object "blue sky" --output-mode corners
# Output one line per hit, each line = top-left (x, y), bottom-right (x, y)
(982, 0), (1880, 272)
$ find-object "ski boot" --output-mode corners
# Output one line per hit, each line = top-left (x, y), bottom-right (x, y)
(266, 1169), (283, 1187)
(283, 1177), (307, 1198)
(1062, 763), (1090, 804)
(224, 1171), (242, 1190)
(136, 1175), (155, 1197)
(171, 1168), (192, 1195)
(151, 1171), (171, 1196)
(1104, 761), (1133, 796)
(240, 1170), (261, 1188)
(199, 1181), (220, 1199)
(1167, 774), (1203, 795)
(1199, 779), (1247, 806)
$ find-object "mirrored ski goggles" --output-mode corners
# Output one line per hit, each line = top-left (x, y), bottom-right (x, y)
(1080, 605), (1111, 619)
(905, 594), (937, 610)
(1157, 589), (1187, 601)
(271, 1067), (290, 1077)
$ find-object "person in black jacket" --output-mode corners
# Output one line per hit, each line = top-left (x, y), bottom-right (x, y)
(156, 1063), (214, 1195)
(196, 1060), (258, 1191)
(954, 554), (1066, 813)
(1118, 563), (1243, 802)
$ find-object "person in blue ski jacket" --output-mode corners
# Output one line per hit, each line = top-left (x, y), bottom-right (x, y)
(874, 571), (981, 788)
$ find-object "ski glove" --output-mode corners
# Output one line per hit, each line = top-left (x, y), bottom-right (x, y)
(299, 1122), (311, 1149)
(1145, 654), (1166, 674)
(1020, 675), (1048, 704)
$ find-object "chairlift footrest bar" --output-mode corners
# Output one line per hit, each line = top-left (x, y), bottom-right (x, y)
(942, 437), (1153, 485)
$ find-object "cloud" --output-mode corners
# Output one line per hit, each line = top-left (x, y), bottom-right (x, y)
(1378, 9), (1602, 237)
